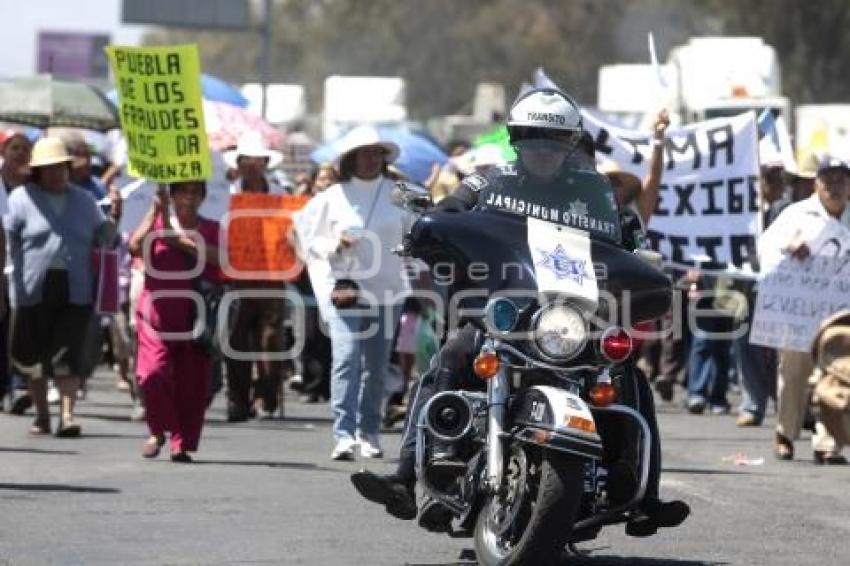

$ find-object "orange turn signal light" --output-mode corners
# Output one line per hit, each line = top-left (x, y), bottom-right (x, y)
(589, 382), (618, 407)
(566, 415), (597, 434)
(473, 352), (501, 379)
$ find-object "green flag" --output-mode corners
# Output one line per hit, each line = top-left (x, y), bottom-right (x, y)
(473, 126), (516, 160)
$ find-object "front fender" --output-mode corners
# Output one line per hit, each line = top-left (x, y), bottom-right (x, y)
(511, 385), (603, 460)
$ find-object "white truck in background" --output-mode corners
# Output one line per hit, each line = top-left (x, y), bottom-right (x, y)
(795, 104), (850, 161)
(668, 36), (789, 123)
(598, 36), (790, 127)
(241, 83), (307, 125)
(596, 63), (678, 128)
(428, 82), (507, 145)
(322, 75), (407, 141)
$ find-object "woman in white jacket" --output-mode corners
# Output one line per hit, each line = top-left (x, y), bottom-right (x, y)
(295, 127), (411, 460)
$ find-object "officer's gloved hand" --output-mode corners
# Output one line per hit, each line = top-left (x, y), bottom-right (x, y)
(434, 196), (468, 213)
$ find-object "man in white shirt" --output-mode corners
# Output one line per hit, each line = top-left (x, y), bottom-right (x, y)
(758, 155), (850, 464)
(221, 132), (290, 421)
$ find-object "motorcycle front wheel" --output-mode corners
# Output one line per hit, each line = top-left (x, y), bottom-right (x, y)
(474, 442), (584, 566)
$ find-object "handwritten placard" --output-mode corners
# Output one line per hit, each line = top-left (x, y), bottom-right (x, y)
(582, 111), (760, 274)
(750, 255), (850, 352)
(105, 44), (212, 182)
(226, 193), (309, 281)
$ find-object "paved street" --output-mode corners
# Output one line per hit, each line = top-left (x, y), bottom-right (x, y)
(1, 370), (849, 566)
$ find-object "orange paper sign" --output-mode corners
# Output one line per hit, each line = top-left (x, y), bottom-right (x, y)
(226, 193), (309, 281)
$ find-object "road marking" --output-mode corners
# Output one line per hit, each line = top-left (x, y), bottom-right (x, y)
(660, 478), (732, 507)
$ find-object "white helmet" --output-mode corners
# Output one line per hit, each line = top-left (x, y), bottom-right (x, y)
(507, 88), (583, 147)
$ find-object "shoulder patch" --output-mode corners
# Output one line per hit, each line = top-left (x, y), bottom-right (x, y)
(464, 174), (488, 192)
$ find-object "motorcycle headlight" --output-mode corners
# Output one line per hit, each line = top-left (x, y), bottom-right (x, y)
(532, 304), (587, 360)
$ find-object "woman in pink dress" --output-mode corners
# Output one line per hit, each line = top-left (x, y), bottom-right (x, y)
(128, 181), (221, 463)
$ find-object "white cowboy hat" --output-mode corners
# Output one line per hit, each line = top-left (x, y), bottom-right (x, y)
(223, 131), (283, 170)
(336, 125), (400, 164)
(29, 136), (73, 168)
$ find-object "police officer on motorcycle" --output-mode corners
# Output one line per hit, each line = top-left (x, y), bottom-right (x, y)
(351, 88), (689, 538)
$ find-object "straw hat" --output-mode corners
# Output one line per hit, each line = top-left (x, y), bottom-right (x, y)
(223, 131), (283, 170)
(789, 153), (818, 180)
(812, 311), (850, 376)
(811, 310), (850, 411)
(336, 125), (400, 164)
(29, 137), (73, 168)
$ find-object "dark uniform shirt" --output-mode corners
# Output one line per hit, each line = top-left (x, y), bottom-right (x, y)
(436, 162), (643, 251)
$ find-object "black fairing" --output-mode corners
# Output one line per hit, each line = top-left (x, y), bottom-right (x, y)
(409, 209), (671, 324)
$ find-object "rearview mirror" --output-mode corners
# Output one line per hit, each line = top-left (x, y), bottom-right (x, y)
(391, 181), (432, 213)
(633, 249), (664, 269)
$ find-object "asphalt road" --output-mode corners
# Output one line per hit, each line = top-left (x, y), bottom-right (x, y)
(1, 370), (848, 566)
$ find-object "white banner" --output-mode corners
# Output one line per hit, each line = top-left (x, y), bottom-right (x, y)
(582, 111), (761, 274)
(749, 253), (850, 352)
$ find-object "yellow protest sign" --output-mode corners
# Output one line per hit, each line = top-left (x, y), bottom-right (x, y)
(105, 44), (211, 183)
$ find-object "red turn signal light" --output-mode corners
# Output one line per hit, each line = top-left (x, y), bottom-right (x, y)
(473, 352), (501, 379)
(589, 382), (618, 407)
(600, 327), (634, 363)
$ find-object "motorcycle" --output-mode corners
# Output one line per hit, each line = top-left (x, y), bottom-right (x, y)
(391, 177), (672, 566)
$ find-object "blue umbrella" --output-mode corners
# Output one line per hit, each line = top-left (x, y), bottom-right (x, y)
(311, 125), (447, 184)
(107, 73), (248, 108)
(199, 74), (249, 107)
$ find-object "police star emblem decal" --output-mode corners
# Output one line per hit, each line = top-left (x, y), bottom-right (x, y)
(536, 244), (590, 284)
(568, 199), (588, 217)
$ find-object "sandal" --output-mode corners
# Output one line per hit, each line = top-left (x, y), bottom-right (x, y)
(774, 433), (793, 461)
(736, 412), (761, 427)
(142, 435), (166, 459)
(654, 379), (674, 402)
(55, 416), (81, 438)
(170, 452), (193, 463)
(814, 451), (848, 465)
(29, 416), (52, 436)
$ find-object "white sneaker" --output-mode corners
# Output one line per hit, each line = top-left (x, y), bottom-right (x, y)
(358, 434), (383, 459)
(331, 436), (357, 461)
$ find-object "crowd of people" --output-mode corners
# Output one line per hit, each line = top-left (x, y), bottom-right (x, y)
(636, 150), (850, 464)
(0, 125), (426, 464)
(0, 87), (848, 473)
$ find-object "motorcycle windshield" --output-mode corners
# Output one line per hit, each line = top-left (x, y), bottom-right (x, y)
(475, 168), (622, 245)
(410, 169), (670, 321)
